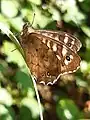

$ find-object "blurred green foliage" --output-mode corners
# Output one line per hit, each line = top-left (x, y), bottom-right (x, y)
(0, 0), (90, 120)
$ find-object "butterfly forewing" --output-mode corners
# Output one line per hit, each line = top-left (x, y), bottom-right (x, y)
(29, 30), (82, 53)
(20, 23), (82, 85)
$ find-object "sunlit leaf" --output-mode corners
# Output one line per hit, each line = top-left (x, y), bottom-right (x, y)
(28, 0), (41, 5)
(0, 104), (15, 120)
(57, 99), (84, 120)
(0, 88), (13, 106)
(81, 25), (90, 37)
(1, 0), (19, 18)
(20, 98), (40, 120)
(1, 41), (24, 67)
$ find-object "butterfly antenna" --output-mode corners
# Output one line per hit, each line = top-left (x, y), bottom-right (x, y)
(31, 13), (35, 27)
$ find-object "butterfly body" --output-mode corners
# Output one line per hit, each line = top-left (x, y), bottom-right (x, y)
(20, 23), (82, 85)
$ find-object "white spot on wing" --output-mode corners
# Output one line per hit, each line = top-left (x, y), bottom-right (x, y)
(40, 81), (45, 85)
(70, 55), (73, 59)
(56, 55), (61, 60)
(53, 43), (57, 51)
(42, 38), (46, 44)
(54, 35), (59, 40)
(42, 33), (48, 36)
(71, 41), (74, 45)
(62, 46), (67, 56)
(47, 40), (51, 48)
(64, 36), (68, 43)
(64, 59), (69, 65)
(49, 34), (53, 37)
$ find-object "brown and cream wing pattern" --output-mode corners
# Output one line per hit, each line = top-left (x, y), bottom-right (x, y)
(20, 23), (82, 85)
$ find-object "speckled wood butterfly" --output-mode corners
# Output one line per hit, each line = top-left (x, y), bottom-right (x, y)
(20, 23), (82, 85)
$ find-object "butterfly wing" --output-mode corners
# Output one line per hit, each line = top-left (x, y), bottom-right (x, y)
(20, 25), (81, 85)
(21, 23), (82, 52)
(33, 30), (82, 53)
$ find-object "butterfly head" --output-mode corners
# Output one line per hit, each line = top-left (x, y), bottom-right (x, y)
(20, 23), (35, 44)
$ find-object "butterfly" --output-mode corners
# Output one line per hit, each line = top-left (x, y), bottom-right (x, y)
(20, 23), (82, 85)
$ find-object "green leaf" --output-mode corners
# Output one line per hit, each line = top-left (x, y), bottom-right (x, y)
(81, 25), (90, 37)
(9, 17), (23, 31)
(0, 104), (15, 120)
(31, 6), (52, 28)
(1, 41), (25, 67)
(0, 88), (13, 106)
(0, 23), (24, 58)
(56, 99), (84, 120)
(28, 0), (41, 5)
(20, 98), (40, 120)
(1, 0), (19, 18)
(14, 70), (34, 90)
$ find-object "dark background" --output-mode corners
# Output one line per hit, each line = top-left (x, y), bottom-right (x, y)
(0, 0), (90, 120)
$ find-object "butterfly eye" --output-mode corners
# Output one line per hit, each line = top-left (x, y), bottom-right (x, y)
(66, 55), (70, 61)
